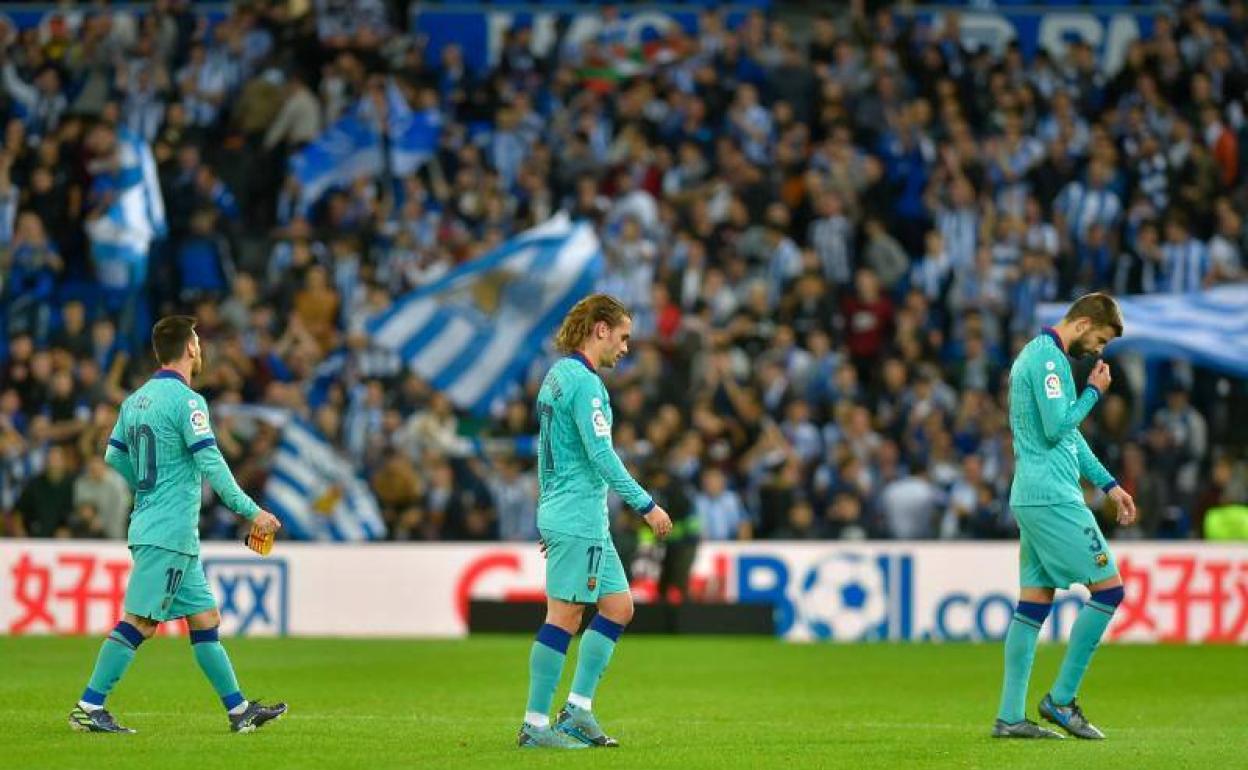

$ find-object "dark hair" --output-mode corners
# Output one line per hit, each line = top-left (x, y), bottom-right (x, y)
(151, 315), (197, 365)
(1063, 292), (1124, 337)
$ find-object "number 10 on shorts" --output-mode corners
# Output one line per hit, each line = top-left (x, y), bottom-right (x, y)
(587, 545), (602, 591)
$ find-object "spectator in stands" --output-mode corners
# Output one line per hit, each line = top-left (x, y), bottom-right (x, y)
(73, 454), (131, 540)
(13, 444), (73, 537)
(694, 466), (751, 541)
(1155, 385), (1210, 511)
(176, 207), (234, 302)
(489, 455), (538, 543)
(3, 211), (61, 340)
(879, 459), (943, 540)
(1161, 213), (1211, 292)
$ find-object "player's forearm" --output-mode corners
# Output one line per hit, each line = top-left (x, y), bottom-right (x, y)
(104, 443), (138, 490)
(193, 445), (261, 519)
(587, 445), (655, 513)
(1039, 386), (1101, 445)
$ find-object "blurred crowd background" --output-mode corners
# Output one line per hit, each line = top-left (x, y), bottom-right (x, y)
(1, 0), (1247, 566)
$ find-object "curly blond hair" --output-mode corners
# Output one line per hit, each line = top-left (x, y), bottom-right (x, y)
(554, 294), (631, 354)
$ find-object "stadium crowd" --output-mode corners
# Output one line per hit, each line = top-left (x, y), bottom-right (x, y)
(1, 0), (1247, 554)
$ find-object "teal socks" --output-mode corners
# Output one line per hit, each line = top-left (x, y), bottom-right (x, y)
(570, 615), (624, 703)
(996, 601), (1050, 723)
(1051, 587), (1124, 705)
(525, 616), (627, 724)
(190, 627), (246, 711)
(526, 623), (572, 720)
(81, 621), (146, 706)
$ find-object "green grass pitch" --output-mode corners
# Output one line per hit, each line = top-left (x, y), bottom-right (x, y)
(2, 635), (1243, 769)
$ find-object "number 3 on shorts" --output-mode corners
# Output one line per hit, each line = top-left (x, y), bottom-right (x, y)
(1082, 526), (1104, 553)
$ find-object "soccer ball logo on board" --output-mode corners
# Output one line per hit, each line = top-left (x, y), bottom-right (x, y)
(795, 554), (891, 641)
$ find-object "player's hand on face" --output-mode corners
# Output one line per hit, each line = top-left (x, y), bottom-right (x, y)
(1088, 359), (1112, 393)
(1109, 487), (1137, 526)
(643, 506), (673, 540)
(253, 510), (282, 534)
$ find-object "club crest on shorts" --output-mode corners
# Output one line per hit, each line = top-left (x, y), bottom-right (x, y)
(587, 576), (597, 591)
(1094, 552), (1109, 568)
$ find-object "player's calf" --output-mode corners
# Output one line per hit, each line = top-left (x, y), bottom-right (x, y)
(1043, 584), (1124, 739)
(186, 621), (288, 732)
(69, 618), (155, 733)
(995, 599), (1051, 727)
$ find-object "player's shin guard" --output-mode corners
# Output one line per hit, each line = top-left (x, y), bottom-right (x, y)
(82, 621), (146, 707)
(526, 624), (572, 726)
(1051, 586), (1125, 705)
(190, 627), (246, 712)
(569, 615), (625, 708)
(997, 601), (1051, 724)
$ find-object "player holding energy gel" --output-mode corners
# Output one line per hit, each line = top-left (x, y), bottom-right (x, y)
(993, 293), (1138, 740)
(518, 294), (672, 749)
(68, 315), (287, 735)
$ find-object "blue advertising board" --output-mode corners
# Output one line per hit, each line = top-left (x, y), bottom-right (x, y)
(910, 6), (1169, 74)
(412, 5), (758, 74)
(0, 2), (227, 34)
(413, 5), (1214, 76)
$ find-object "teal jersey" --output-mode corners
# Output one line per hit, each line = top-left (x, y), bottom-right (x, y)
(105, 370), (260, 555)
(535, 354), (654, 539)
(1008, 329), (1117, 508)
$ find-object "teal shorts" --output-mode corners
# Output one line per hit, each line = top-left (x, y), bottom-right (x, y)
(1014, 502), (1119, 589)
(541, 529), (629, 604)
(125, 545), (217, 622)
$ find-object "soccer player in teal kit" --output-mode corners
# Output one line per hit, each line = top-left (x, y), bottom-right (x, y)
(993, 293), (1138, 740)
(68, 316), (287, 734)
(518, 294), (673, 749)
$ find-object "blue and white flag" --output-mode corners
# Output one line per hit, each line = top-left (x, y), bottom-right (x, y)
(1038, 284), (1248, 377)
(290, 80), (440, 208)
(390, 107), (441, 177)
(289, 112), (384, 208)
(367, 213), (604, 415)
(263, 417), (387, 541)
(86, 128), (166, 290)
(384, 79), (441, 177)
(306, 348), (349, 410)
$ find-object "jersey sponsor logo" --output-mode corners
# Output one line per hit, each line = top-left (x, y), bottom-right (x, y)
(1044, 373), (1062, 399)
(591, 409), (610, 437)
(190, 409), (211, 436)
